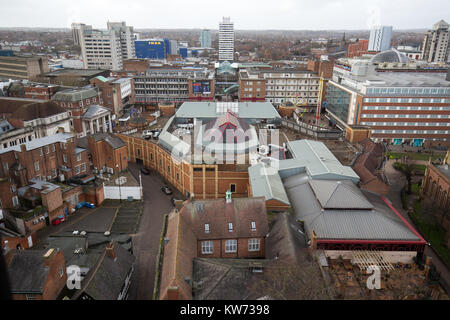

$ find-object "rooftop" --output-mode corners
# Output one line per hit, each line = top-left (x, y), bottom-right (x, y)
(0, 132), (74, 154)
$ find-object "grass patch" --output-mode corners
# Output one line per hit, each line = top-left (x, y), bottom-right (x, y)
(410, 183), (421, 195)
(387, 152), (442, 161)
(409, 200), (450, 268)
(393, 162), (426, 175)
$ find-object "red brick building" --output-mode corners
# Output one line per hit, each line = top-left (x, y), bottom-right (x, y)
(347, 40), (369, 58)
(159, 197), (269, 300)
(420, 152), (450, 211)
(90, 76), (135, 116)
(24, 83), (60, 100)
(0, 132), (90, 188)
(51, 87), (103, 137)
(5, 248), (67, 300)
(87, 133), (128, 174)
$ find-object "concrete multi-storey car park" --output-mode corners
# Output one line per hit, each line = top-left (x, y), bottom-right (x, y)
(326, 50), (450, 147)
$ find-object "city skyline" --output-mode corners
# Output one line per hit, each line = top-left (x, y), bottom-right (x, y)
(0, 0), (449, 30)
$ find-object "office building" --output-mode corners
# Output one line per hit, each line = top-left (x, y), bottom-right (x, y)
(200, 29), (212, 48)
(71, 23), (86, 46)
(0, 56), (49, 80)
(421, 19), (449, 63)
(107, 21), (136, 60)
(90, 75), (135, 116)
(368, 26), (393, 52)
(133, 67), (214, 104)
(219, 17), (234, 61)
(73, 21), (135, 70)
(326, 50), (450, 147)
(347, 39), (369, 58)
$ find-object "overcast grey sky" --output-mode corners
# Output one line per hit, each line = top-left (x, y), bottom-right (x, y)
(0, 0), (448, 30)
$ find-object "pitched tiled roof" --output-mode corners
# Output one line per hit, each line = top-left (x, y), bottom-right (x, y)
(11, 101), (66, 121)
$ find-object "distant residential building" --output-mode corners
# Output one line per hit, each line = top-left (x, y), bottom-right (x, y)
(5, 248), (67, 300)
(327, 51), (450, 147)
(421, 19), (449, 63)
(219, 17), (234, 62)
(0, 56), (49, 80)
(347, 39), (369, 58)
(368, 26), (393, 52)
(200, 29), (211, 48)
(90, 76), (135, 116)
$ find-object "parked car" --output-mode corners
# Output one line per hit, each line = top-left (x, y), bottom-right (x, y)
(142, 130), (152, 139)
(52, 215), (65, 226)
(153, 131), (160, 139)
(140, 167), (150, 175)
(171, 197), (182, 206)
(84, 202), (95, 209)
(161, 186), (173, 195)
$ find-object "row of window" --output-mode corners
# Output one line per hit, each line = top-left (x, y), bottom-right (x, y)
(363, 106), (450, 111)
(365, 87), (450, 96)
(201, 239), (260, 254)
(363, 100), (450, 105)
(361, 113), (450, 119)
(371, 129), (449, 134)
(361, 121), (449, 127)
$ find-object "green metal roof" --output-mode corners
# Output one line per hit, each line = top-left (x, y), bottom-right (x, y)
(248, 163), (290, 206)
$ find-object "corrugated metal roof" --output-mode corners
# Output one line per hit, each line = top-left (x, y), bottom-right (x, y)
(308, 180), (373, 209)
(283, 173), (421, 241)
(248, 163), (290, 205)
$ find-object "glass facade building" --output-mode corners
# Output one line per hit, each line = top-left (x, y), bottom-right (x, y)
(326, 83), (351, 124)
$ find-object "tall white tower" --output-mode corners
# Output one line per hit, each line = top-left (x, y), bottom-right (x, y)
(219, 17), (234, 62)
(421, 20), (449, 63)
(368, 26), (393, 52)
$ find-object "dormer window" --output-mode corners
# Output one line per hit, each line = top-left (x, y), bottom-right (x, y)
(228, 222), (233, 232)
(205, 223), (210, 234)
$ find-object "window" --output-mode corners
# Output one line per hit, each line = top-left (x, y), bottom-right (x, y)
(34, 162), (39, 171)
(75, 166), (81, 175)
(204, 224), (210, 233)
(228, 222), (234, 232)
(225, 240), (237, 253)
(248, 239), (260, 251)
(81, 163), (86, 172)
(251, 221), (256, 231)
(25, 294), (35, 300)
(76, 153), (81, 161)
(201, 241), (213, 254)
(12, 196), (19, 207)
(39, 148), (43, 156)
(63, 154), (67, 163)
(230, 184), (236, 193)
(10, 185), (16, 193)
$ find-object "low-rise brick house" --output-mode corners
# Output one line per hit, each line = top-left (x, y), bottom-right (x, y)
(5, 247), (67, 300)
(87, 133), (128, 174)
(159, 196), (269, 300)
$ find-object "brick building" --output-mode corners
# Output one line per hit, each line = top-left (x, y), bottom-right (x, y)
(347, 39), (369, 58)
(24, 83), (60, 100)
(420, 152), (450, 211)
(51, 87), (103, 137)
(87, 133), (128, 174)
(0, 132), (90, 187)
(158, 197), (269, 300)
(90, 76), (135, 116)
(238, 69), (266, 101)
(122, 58), (150, 74)
(5, 248), (67, 300)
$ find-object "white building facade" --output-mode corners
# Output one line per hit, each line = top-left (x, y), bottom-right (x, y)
(368, 26), (393, 52)
(219, 17), (234, 62)
(421, 20), (449, 63)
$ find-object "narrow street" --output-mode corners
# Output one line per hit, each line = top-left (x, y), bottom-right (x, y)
(126, 162), (182, 300)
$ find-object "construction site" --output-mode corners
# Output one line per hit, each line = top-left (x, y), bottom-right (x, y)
(320, 252), (449, 300)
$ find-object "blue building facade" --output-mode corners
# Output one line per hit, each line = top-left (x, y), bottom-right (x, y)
(135, 40), (166, 59)
(179, 47), (188, 58)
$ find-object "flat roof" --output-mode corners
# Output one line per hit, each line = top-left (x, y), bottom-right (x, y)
(0, 132), (73, 154)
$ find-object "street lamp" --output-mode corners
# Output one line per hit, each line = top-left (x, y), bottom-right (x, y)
(116, 162), (122, 203)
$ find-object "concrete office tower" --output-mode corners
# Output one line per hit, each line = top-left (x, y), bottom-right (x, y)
(71, 23), (87, 46)
(368, 26), (393, 52)
(219, 17), (234, 61)
(200, 29), (212, 48)
(107, 21), (136, 60)
(421, 19), (449, 63)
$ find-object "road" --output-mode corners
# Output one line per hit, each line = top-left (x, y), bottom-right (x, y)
(384, 159), (450, 292)
(126, 162), (181, 300)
